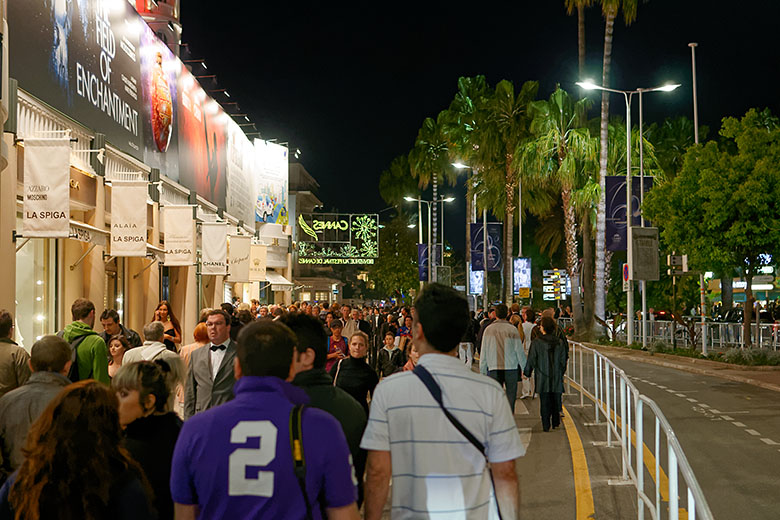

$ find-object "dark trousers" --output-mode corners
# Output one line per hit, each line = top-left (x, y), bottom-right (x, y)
(539, 392), (562, 431)
(487, 369), (519, 413)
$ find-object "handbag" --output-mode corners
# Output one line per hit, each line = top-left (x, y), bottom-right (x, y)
(412, 364), (505, 520)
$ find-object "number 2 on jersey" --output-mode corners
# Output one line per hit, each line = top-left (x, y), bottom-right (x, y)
(228, 421), (277, 496)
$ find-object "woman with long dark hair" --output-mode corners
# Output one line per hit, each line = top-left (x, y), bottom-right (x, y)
(153, 300), (181, 352)
(108, 334), (131, 379)
(0, 380), (155, 519)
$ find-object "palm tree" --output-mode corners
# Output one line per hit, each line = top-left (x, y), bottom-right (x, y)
(379, 155), (418, 211)
(521, 87), (597, 332)
(594, 0), (639, 324)
(564, 0), (595, 78)
(472, 80), (539, 303)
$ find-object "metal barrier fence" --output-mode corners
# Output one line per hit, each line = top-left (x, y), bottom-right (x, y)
(566, 341), (714, 520)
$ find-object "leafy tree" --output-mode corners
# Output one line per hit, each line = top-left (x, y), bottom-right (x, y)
(644, 109), (780, 346)
(368, 216), (420, 302)
(379, 155), (418, 211)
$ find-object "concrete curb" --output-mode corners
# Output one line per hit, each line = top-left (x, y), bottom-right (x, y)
(581, 343), (780, 394)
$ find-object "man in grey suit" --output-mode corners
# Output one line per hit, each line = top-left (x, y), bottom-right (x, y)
(184, 309), (237, 419)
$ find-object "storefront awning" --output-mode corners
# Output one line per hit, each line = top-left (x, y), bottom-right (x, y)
(266, 271), (293, 292)
(69, 220), (108, 247)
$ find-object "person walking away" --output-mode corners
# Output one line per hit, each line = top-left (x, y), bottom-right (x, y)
(280, 313), (369, 507)
(107, 335), (131, 379)
(326, 321), (348, 372)
(0, 381), (155, 518)
(520, 308), (536, 399)
(330, 332), (378, 414)
(459, 310), (477, 367)
(0, 311), (30, 398)
(0, 335), (71, 480)
(179, 322), (209, 369)
(183, 310), (237, 420)
(475, 307), (496, 356)
(377, 331), (405, 378)
(479, 304), (525, 413)
(60, 298), (109, 385)
(99, 309), (142, 349)
(523, 316), (568, 432)
(123, 322), (185, 412)
(362, 284), (524, 520)
(114, 360), (182, 520)
(170, 320), (360, 520)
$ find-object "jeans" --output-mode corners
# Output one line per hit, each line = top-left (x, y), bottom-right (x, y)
(539, 392), (562, 431)
(487, 369), (519, 413)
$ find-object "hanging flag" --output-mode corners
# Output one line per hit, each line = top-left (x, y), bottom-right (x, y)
(249, 243), (267, 282)
(163, 206), (195, 266)
(470, 222), (503, 272)
(201, 223), (228, 275)
(111, 181), (147, 256)
(22, 138), (70, 238)
(227, 235), (251, 282)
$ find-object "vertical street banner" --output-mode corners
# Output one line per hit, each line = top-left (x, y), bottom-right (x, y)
(201, 223), (228, 275)
(417, 244), (442, 281)
(162, 206), (195, 266)
(249, 243), (267, 282)
(470, 222), (503, 272)
(227, 235), (251, 282)
(110, 181), (147, 256)
(605, 176), (654, 251)
(255, 140), (289, 225)
(226, 122), (256, 228)
(22, 138), (71, 238)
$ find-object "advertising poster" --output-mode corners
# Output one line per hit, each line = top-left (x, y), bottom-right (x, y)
(605, 176), (654, 251)
(201, 223), (228, 275)
(225, 121), (256, 227)
(177, 66), (228, 209)
(9, 0), (144, 155)
(469, 268), (484, 295)
(110, 181), (147, 256)
(138, 21), (179, 180)
(255, 140), (289, 225)
(513, 257), (532, 293)
(227, 235), (251, 282)
(162, 205), (195, 266)
(470, 223), (503, 272)
(22, 139), (71, 238)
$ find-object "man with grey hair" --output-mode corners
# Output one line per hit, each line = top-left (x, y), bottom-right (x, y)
(123, 322), (184, 398)
(0, 335), (72, 477)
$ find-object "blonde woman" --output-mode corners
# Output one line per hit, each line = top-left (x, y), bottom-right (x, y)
(329, 331), (378, 413)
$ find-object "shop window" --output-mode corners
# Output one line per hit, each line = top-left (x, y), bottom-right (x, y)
(105, 257), (125, 319)
(315, 291), (330, 302)
(300, 292), (311, 302)
(160, 265), (170, 302)
(15, 237), (56, 350)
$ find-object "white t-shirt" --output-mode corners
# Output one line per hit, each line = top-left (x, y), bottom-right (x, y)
(361, 353), (525, 519)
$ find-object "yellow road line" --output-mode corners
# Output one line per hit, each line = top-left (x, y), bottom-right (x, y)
(562, 405), (596, 520)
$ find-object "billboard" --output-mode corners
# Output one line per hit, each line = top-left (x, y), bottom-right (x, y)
(225, 121), (256, 226)
(255, 140), (289, 225)
(469, 268), (484, 295)
(513, 257), (532, 293)
(606, 176), (654, 251)
(297, 214), (379, 265)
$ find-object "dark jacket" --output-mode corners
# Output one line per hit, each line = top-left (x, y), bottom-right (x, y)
(377, 347), (405, 378)
(99, 324), (142, 349)
(292, 368), (368, 504)
(524, 334), (568, 394)
(329, 357), (378, 414)
(0, 339), (30, 399)
(124, 412), (182, 520)
(476, 318), (495, 353)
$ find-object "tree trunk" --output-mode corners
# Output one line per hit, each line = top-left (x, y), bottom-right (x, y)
(595, 7), (617, 325)
(743, 273), (754, 347)
(432, 173), (438, 277)
(504, 159), (515, 304)
(577, 4), (586, 78)
(465, 174), (472, 280)
(562, 187), (584, 333)
(580, 211), (595, 338)
(721, 276), (734, 309)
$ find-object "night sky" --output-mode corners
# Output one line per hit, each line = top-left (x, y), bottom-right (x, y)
(180, 1), (780, 251)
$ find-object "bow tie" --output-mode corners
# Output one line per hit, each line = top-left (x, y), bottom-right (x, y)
(210, 344), (227, 352)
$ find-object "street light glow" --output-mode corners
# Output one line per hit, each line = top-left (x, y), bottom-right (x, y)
(451, 162), (470, 169)
(443, 197), (455, 202)
(576, 80), (599, 90)
(655, 83), (681, 92)
(407, 224), (416, 228)
(403, 196), (416, 202)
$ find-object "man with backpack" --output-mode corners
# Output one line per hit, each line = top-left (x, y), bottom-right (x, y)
(60, 298), (109, 384)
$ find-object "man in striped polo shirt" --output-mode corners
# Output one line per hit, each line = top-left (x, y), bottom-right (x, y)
(361, 284), (525, 519)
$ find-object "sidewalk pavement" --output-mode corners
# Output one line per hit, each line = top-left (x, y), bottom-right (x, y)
(583, 343), (780, 393)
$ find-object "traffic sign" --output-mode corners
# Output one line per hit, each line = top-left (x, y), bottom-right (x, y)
(753, 274), (774, 284)
(517, 287), (530, 298)
(622, 263), (630, 292)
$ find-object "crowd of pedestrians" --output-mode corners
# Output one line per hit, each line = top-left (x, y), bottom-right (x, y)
(0, 287), (573, 518)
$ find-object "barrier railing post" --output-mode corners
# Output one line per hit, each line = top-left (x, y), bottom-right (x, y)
(579, 347), (584, 407)
(594, 352), (600, 424)
(669, 443), (679, 520)
(688, 488), (696, 520)
(605, 363), (612, 447)
(655, 418), (661, 520)
(636, 399), (644, 520)
(621, 378), (628, 480)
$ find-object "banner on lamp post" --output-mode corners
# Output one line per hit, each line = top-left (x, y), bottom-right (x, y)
(227, 235), (251, 282)
(470, 223), (503, 272)
(111, 182), (147, 256)
(22, 138), (70, 238)
(249, 243), (267, 282)
(163, 206), (195, 266)
(201, 223), (228, 275)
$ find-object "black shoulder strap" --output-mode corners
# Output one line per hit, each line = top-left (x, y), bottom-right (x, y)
(290, 404), (314, 520)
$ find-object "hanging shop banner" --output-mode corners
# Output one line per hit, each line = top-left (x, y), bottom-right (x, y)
(111, 181), (147, 256)
(201, 223), (228, 275)
(226, 122), (257, 228)
(255, 140), (289, 225)
(162, 205), (195, 266)
(9, 0), (144, 154)
(297, 213), (379, 265)
(227, 235), (251, 282)
(249, 244), (268, 282)
(605, 176), (654, 251)
(22, 138), (71, 238)
(513, 257), (532, 293)
(470, 223), (503, 272)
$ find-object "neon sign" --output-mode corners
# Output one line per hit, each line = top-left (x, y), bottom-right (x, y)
(297, 213), (379, 265)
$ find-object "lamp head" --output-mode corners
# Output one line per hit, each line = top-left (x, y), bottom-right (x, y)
(576, 80), (600, 90)
(451, 162), (469, 169)
(403, 196), (415, 202)
(443, 197), (455, 202)
(656, 83), (681, 92)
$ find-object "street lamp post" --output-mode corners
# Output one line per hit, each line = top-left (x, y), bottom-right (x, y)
(405, 196), (453, 285)
(577, 81), (680, 346)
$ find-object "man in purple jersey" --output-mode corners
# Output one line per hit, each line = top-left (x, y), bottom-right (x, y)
(170, 320), (360, 520)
